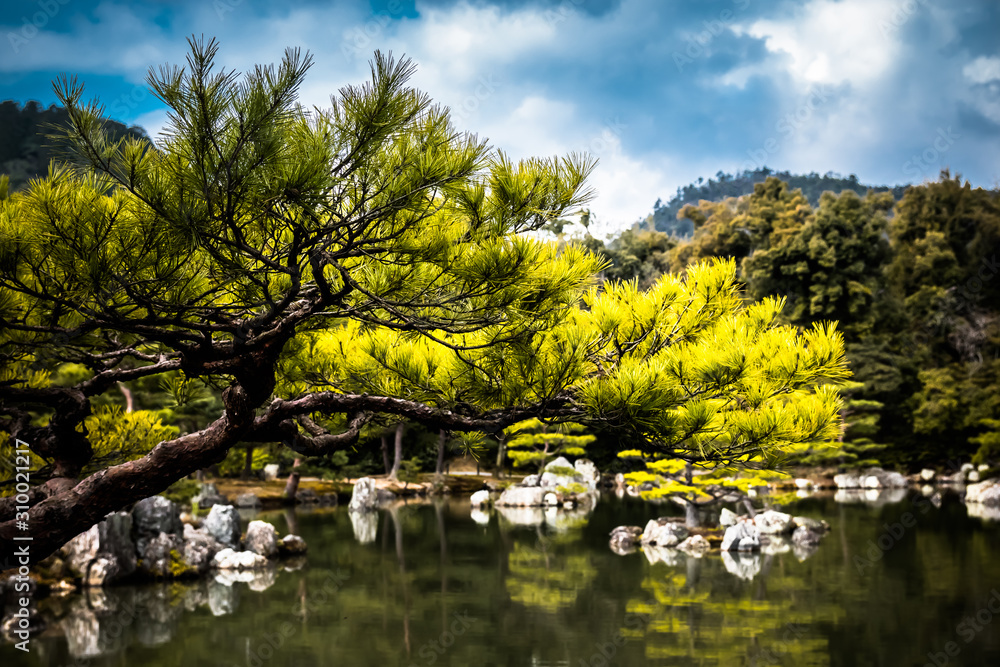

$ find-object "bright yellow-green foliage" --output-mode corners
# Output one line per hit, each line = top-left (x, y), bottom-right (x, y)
(505, 418), (595, 469)
(286, 257), (848, 466)
(83, 405), (179, 471)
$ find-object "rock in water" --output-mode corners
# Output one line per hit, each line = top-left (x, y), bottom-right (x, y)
(754, 510), (794, 535)
(204, 505), (242, 548)
(966, 479), (1000, 506)
(521, 474), (540, 487)
(833, 473), (860, 489)
(719, 507), (738, 527)
(677, 534), (711, 554)
(496, 486), (546, 507)
(193, 483), (228, 509)
(244, 521), (278, 558)
(349, 477), (379, 512)
(470, 490), (491, 507)
(721, 520), (761, 552)
(278, 535), (308, 556)
(609, 525), (643, 553)
(640, 518), (689, 547)
(212, 548), (268, 570)
(920, 468), (936, 482)
(62, 511), (137, 586)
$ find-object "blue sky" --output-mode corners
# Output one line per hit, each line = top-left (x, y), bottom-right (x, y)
(2, 0), (999, 231)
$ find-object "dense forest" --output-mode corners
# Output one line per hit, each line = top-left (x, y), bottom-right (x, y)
(1, 99), (996, 478)
(590, 174), (1000, 470)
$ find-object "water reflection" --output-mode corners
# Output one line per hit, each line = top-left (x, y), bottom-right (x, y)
(4, 493), (1000, 666)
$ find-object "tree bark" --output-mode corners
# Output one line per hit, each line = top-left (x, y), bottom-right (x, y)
(381, 434), (391, 476)
(435, 429), (447, 477)
(494, 433), (506, 479)
(283, 457), (302, 503)
(388, 423), (404, 482)
(241, 445), (254, 480)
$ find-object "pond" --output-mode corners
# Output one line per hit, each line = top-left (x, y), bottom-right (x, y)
(4, 491), (1000, 666)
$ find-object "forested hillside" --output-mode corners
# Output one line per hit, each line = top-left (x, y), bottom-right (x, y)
(646, 168), (910, 237)
(0, 100), (149, 191)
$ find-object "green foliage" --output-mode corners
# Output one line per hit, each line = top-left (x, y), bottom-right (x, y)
(162, 477), (201, 505)
(506, 419), (595, 471)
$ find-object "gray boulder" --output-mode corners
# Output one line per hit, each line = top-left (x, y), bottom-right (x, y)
(521, 474), (541, 487)
(640, 518), (689, 547)
(349, 477), (379, 512)
(181, 524), (224, 574)
(244, 521), (278, 558)
(62, 511), (137, 586)
(204, 504), (242, 548)
(132, 496), (182, 542)
(677, 534), (711, 554)
(137, 531), (185, 578)
(792, 525), (823, 546)
(496, 486), (546, 507)
(860, 467), (908, 489)
(833, 473), (860, 489)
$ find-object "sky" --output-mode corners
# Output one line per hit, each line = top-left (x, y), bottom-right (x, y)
(2, 0), (999, 232)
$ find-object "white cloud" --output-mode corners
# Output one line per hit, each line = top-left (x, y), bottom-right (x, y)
(729, 0), (906, 89)
(963, 55), (1000, 84)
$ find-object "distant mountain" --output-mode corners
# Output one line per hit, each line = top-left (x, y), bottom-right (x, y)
(0, 100), (150, 192)
(646, 168), (911, 237)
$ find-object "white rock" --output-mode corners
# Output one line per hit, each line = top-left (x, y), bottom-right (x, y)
(677, 534), (710, 554)
(204, 504), (242, 548)
(754, 510), (794, 535)
(920, 469), (936, 482)
(978, 464), (990, 473)
(640, 519), (689, 547)
(470, 490), (491, 507)
(834, 473), (860, 489)
(721, 520), (760, 552)
(244, 521), (278, 558)
(212, 548), (267, 570)
(349, 477), (379, 512)
(862, 475), (882, 489)
(543, 493), (559, 506)
(573, 459), (601, 490)
(794, 478), (812, 489)
(496, 486), (546, 507)
(968, 470), (981, 483)
(965, 479), (1000, 506)
(961, 463), (974, 473)
(263, 463), (280, 481)
(719, 508), (738, 528)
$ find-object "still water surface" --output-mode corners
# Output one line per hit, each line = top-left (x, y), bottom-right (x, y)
(4, 492), (1000, 666)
